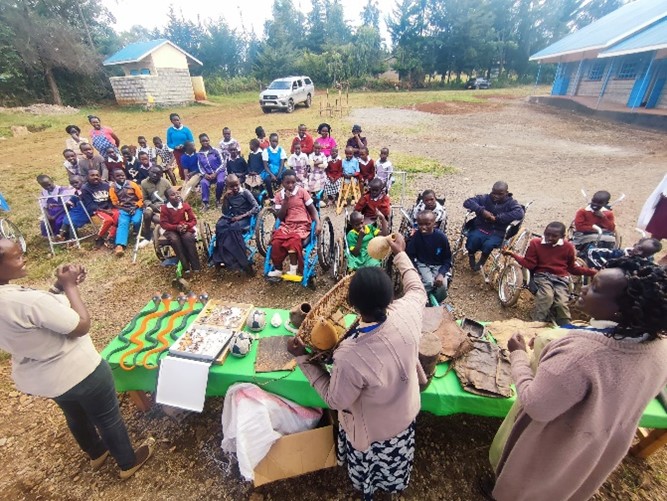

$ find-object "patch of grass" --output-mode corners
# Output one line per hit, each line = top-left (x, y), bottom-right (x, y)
(392, 152), (458, 175)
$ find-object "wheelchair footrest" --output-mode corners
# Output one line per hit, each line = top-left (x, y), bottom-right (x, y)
(282, 273), (303, 282)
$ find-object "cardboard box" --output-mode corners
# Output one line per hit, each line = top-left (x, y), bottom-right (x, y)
(253, 412), (337, 486)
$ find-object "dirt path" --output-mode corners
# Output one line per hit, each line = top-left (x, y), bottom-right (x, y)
(1, 95), (666, 500)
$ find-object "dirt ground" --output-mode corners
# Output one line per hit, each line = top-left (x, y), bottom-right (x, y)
(1, 93), (667, 500)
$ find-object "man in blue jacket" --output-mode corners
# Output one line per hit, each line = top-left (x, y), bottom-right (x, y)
(463, 181), (524, 271)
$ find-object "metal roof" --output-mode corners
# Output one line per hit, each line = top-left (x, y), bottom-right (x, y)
(530, 0), (667, 62)
(103, 39), (203, 66)
(599, 17), (667, 57)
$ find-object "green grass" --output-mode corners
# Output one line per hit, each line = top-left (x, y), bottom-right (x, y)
(392, 152), (458, 175)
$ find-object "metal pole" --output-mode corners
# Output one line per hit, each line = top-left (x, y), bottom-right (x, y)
(60, 195), (81, 249)
(534, 63), (542, 87)
(596, 59), (615, 110)
(37, 197), (55, 255)
(631, 52), (656, 111)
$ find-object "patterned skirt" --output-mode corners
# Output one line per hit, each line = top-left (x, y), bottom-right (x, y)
(337, 421), (416, 501)
(324, 177), (342, 197)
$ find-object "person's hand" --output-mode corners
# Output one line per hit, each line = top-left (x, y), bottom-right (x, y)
(508, 333), (527, 353)
(409, 228), (416, 237)
(287, 336), (307, 357)
(594, 210), (604, 218)
(315, 222), (322, 235)
(434, 274), (444, 287)
(501, 248), (513, 256)
(231, 215), (240, 222)
(271, 174), (277, 182)
(389, 233), (406, 255)
(55, 264), (84, 289)
(482, 209), (496, 221)
(375, 209), (386, 221)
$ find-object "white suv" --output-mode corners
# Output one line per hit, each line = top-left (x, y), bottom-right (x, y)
(259, 76), (314, 114)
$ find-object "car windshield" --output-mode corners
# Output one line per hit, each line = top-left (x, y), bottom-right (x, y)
(268, 81), (291, 90)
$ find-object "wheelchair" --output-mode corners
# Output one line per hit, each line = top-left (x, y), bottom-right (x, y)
(397, 192), (447, 239)
(0, 191), (26, 252)
(259, 190), (335, 288)
(153, 222), (211, 291)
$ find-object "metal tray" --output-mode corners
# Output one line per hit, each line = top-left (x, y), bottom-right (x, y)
(169, 327), (234, 362)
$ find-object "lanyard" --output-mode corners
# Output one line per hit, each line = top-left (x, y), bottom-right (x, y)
(346, 321), (384, 340)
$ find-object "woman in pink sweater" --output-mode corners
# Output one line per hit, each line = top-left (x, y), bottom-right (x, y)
(288, 233), (427, 500)
(490, 257), (667, 500)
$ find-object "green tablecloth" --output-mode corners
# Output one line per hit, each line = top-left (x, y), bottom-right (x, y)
(101, 300), (667, 429)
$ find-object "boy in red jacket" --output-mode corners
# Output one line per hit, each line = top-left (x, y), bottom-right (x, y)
(573, 190), (616, 253)
(354, 178), (391, 224)
(159, 187), (201, 274)
(503, 222), (596, 325)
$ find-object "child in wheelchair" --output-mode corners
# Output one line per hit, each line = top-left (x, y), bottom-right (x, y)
(503, 222), (596, 325)
(346, 210), (388, 271)
(159, 187), (201, 275)
(211, 174), (259, 276)
(406, 210), (452, 304)
(587, 237), (661, 269)
(267, 170), (321, 278)
(354, 178), (391, 224)
(572, 190), (616, 255)
(411, 189), (446, 230)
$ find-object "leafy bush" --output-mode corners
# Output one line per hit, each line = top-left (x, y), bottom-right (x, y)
(206, 76), (261, 95)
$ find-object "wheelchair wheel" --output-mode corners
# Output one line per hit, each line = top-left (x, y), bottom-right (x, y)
(318, 216), (335, 271)
(498, 263), (524, 307)
(153, 225), (174, 261)
(385, 255), (403, 299)
(512, 229), (530, 256)
(201, 221), (212, 252)
(330, 238), (346, 281)
(0, 218), (26, 253)
(255, 207), (276, 257)
(397, 209), (412, 240)
(568, 257), (589, 306)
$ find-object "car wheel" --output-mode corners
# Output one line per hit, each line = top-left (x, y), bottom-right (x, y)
(261, 107), (271, 114)
(286, 99), (294, 113)
(305, 94), (312, 108)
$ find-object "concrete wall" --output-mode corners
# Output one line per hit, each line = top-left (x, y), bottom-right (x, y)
(151, 44), (189, 70)
(109, 68), (195, 106)
(602, 78), (636, 104)
(576, 79), (604, 97)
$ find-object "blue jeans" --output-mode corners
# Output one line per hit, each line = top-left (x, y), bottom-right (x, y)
(53, 360), (136, 470)
(115, 209), (143, 246)
(466, 228), (503, 255)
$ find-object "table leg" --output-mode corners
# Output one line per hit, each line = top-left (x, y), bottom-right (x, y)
(630, 428), (667, 458)
(128, 390), (152, 412)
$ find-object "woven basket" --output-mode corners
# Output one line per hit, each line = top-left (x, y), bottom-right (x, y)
(298, 274), (357, 355)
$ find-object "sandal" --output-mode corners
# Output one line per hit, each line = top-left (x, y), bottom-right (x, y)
(119, 439), (155, 480)
(91, 450), (109, 471)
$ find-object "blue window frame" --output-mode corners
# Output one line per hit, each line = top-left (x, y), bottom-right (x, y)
(588, 61), (605, 81)
(617, 59), (639, 80)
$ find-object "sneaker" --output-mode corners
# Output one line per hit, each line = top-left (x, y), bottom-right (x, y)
(202, 203), (209, 212)
(90, 450), (109, 471)
(138, 239), (151, 249)
(319, 201), (327, 208)
(94, 237), (105, 249)
(267, 269), (283, 278)
(243, 265), (256, 277)
(119, 439), (155, 480)
(115, 245), (125, 257)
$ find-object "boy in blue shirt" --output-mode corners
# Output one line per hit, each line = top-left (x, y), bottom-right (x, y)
(342, 146), (360, 179)
(407, 210), (452, 303)
(261, 133), (287, 198)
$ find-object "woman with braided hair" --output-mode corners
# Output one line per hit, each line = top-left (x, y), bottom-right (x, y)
(488, 257), (667, 501)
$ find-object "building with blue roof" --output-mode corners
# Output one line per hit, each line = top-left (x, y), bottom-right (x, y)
(103, 39), (204, 106)
(530, 0), (667, 111)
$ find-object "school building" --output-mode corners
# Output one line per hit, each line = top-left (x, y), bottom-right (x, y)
(103, 39), (206, 106)
(530, 0), (667, 112)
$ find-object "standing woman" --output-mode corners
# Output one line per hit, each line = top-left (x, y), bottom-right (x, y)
(65, 125), (89, 160)
(637, 172), (667, 265)
(288, 234), (427, 500)
(166, 113), (194, 181)
(316, 122), (337, 157)
(88, 115), (120, 156)
(491, 257), (667, 501)
(0, 239), (153, 479)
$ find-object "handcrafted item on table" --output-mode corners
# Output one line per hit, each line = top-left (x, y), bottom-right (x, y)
(418, 331), (442, 391)
(367, 233), (396, 260)
(195, 300), (254, 330)
(487, 319), (551, 350)
(246, 309), (267, 332)
(461, 318), (486, 338)
(452, 337), (513, 398)
(298, 274), (356, 356)
(230, 332), (255, 358)
(169, 327), (236, 361)
(421, 306), (472, 362)
(255, 336), (296, 373)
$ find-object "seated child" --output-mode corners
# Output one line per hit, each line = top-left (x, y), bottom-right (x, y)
(412, 189), (446, 228)
(355, 177), (391, 224)
(197, 134), (224, 210)
(503, 221), (596, 325)
(375, 147), (393, 191)
(109, 168), (144, 257)
(261, 132), (287, 198)
(159, 187), (201, 274)
(287, 142), (309, 187)
(323, 147), (343, 203)
(63, 149), (80, 177)
(137, 136), (156, 162)
(37, 174), (72, 237)
(346, 210), (388, 271)
(141, 166), (172, 244)
(588, 237), (662, 269)
(308, 142), (327, 195)
(105, 146), (124, 178)
(226, 146), (248, 185)
(219, 127), (241, 162)
(267, 169), (321, 278)
(56, 175), (92, 241)
(358, 147), (375, 186)
(81, 168), (117, 249)
(406, 210), (452, 303)
(573, 190), (616, 250)
(153, 136), (177, 185)
(342, 145), (360, 181)
(255, 126), (270, 150)
(212, 174), (259, 275)
(121, 146), (147, 183)
(245, 138), (265, 195)
(79, 143), (108, 180)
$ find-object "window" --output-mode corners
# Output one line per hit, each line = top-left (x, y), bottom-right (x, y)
(588, 61), (605, 81)
(304, 78), (312, 85)
(617, 59), (639, 80)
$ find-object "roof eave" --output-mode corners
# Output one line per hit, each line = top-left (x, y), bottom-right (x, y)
(530, 45), (605, 62)
(103, 40), (203, 67)
(599, 44), (666, 58)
